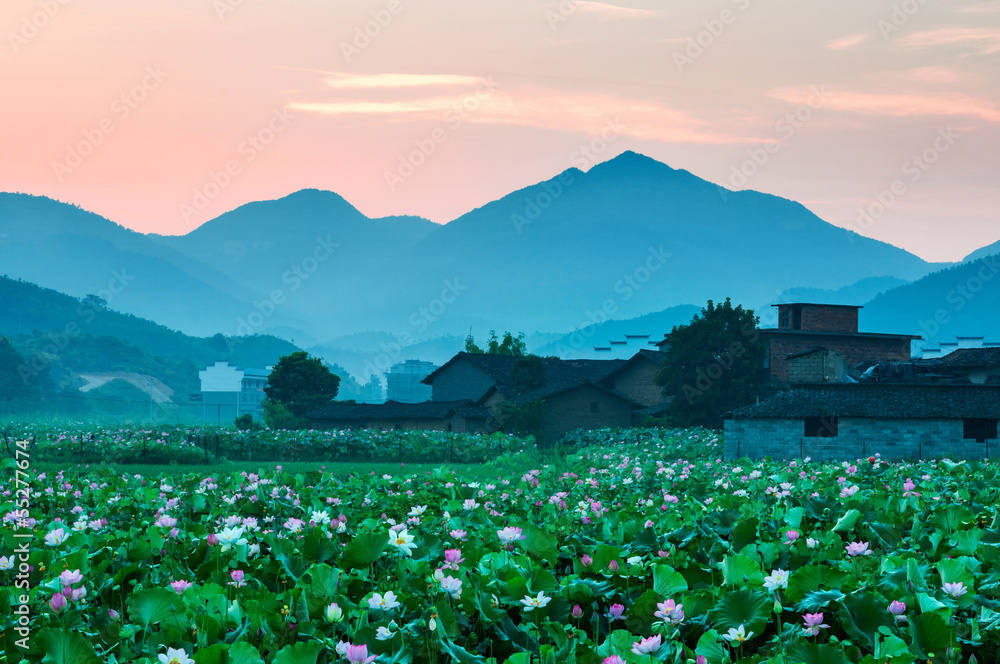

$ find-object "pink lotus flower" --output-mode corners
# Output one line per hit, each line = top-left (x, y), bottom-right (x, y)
(606, 603), (625, 621)
(108, 608), (120, 621)
(654, 598), (684, 623)
(344, 645), (376, 664)
(631, 634), (661, 656)
(572, 605), (584, 619)
(59, 569), (83, 586)
(229, 570), (247, 587)
(943, 581), (968, 598)
(802, 612), (830, 636)
(888, 600), (907, 622)
(170, 580), (193, 594)
(784, 530), (799, 542)
(49, 593), (67, 613)
(206, 533), (220, 546)
(581, 554), (593, 567)
(608, 560), (619, 573)
(902, 478), (920, 497)
(602, 657), (626, 664)
(845, 541), (872, 557)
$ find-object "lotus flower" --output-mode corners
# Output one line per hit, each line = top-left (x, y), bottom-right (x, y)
(763, 569), (790, 591)
(802, 612), (830, 636)
(520, 591), (551, 611)
(158, 647), (195, 664)
(888, 600), (907, 622)
(59, 569), (83, 586)
(325, 602), (344, 622)
(369, 590), (401, 610)
(603, 657), (626, 664)
(631, 634), (661, 655)
(170, 580), (193, 594)
(344, 645), (377, 664)
(943, 581), (968, 598)
(654, 598), (684, 623)
(845, 541), (872, 557)
(389, 528), (417, 556)
(44, 528), (69, 546)
(49, 593), (67, 613)
(497, 526), (525, 545)
(723, 624), (753, 644)
(606, 603), (625, 621)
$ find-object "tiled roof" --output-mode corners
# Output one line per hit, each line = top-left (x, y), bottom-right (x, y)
(727, 385), (1000, 419)
(422, 352), (627, 389)
(939, 348), (1000, 368)
(504, 380), (642, 407)
(308, 400), (487, 421)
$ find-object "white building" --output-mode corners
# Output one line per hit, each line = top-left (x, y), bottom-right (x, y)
(197, 362), (270, 423)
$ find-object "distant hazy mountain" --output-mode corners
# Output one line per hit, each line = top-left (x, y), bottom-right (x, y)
(964, 239), (1000, 263)
(765, 276), (910, 327)
(862, 252), (1000, 344)
(0, 193), (255, 336)
(1, 152), (944, 342)
(533, 304), (702, 359)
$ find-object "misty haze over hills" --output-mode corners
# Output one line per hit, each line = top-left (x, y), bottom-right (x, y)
(2, 150), (998, 381)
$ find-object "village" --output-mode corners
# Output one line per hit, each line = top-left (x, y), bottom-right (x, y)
(196, 302), (1000, 461)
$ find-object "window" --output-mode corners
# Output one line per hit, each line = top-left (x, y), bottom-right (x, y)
(590, 401), (599, 413)
(964, 418), (998, 443)
(805, 416), (838, 437)
(781, 306), (802, 329)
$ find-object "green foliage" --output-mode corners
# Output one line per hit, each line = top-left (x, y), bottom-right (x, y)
(655, 298), (765, 428)
(262, 399), (311, 430)
(234, 413), (257, 430)
(465, 330), (527, 356)
(492, 398), (548, 446)
(510, 354), (547, 392)
(264, 351), (340, 418)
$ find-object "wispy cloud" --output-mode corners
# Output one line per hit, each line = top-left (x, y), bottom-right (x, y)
(290, 76), (753, 145)
(320, 73), (485, 89)
(769, 86), (1000, 123)
(573, 2), (663, 20)
(825, 33), (869, 50)
(900, 28), (1000, 55)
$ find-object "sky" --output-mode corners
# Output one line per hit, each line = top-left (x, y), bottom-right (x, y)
(1, 0), (998, 262)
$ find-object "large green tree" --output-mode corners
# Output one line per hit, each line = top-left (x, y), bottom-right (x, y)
(264, 351), (340, 418)
(655, 298), (764, 428)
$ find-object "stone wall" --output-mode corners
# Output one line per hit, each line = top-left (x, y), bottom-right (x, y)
(611, 361), (665, 407)
(767, 333), (911, 383)
(724, 417), (996, 461)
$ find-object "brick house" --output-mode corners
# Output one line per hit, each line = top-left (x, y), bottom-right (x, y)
(724, 384), (1000, 461)
(758, 304), (919, 384)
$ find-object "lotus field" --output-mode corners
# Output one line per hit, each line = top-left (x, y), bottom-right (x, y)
(2, 427), (1000, 663)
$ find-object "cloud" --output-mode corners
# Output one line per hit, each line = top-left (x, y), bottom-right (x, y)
(290, 77), (754, 145)
(825, 33), (869, 50)
(320, 73), (486, 89)
(899, 28), (1000, 55)
(572, 2), (663, 20)
(769, 86), (1000, 124)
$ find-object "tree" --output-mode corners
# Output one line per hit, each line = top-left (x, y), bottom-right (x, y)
(654, 298), (764, 428)
(511, 355), (547, 392)
(264, 351), (340, 418)
(465, 330), (527, 356)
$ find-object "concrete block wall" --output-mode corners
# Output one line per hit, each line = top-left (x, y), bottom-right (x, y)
(724, 417), (995, 461)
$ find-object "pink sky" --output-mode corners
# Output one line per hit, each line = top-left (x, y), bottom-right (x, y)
(1, 0), (998, 261)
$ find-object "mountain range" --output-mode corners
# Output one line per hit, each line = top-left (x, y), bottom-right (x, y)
(2, 150), (998, 384)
